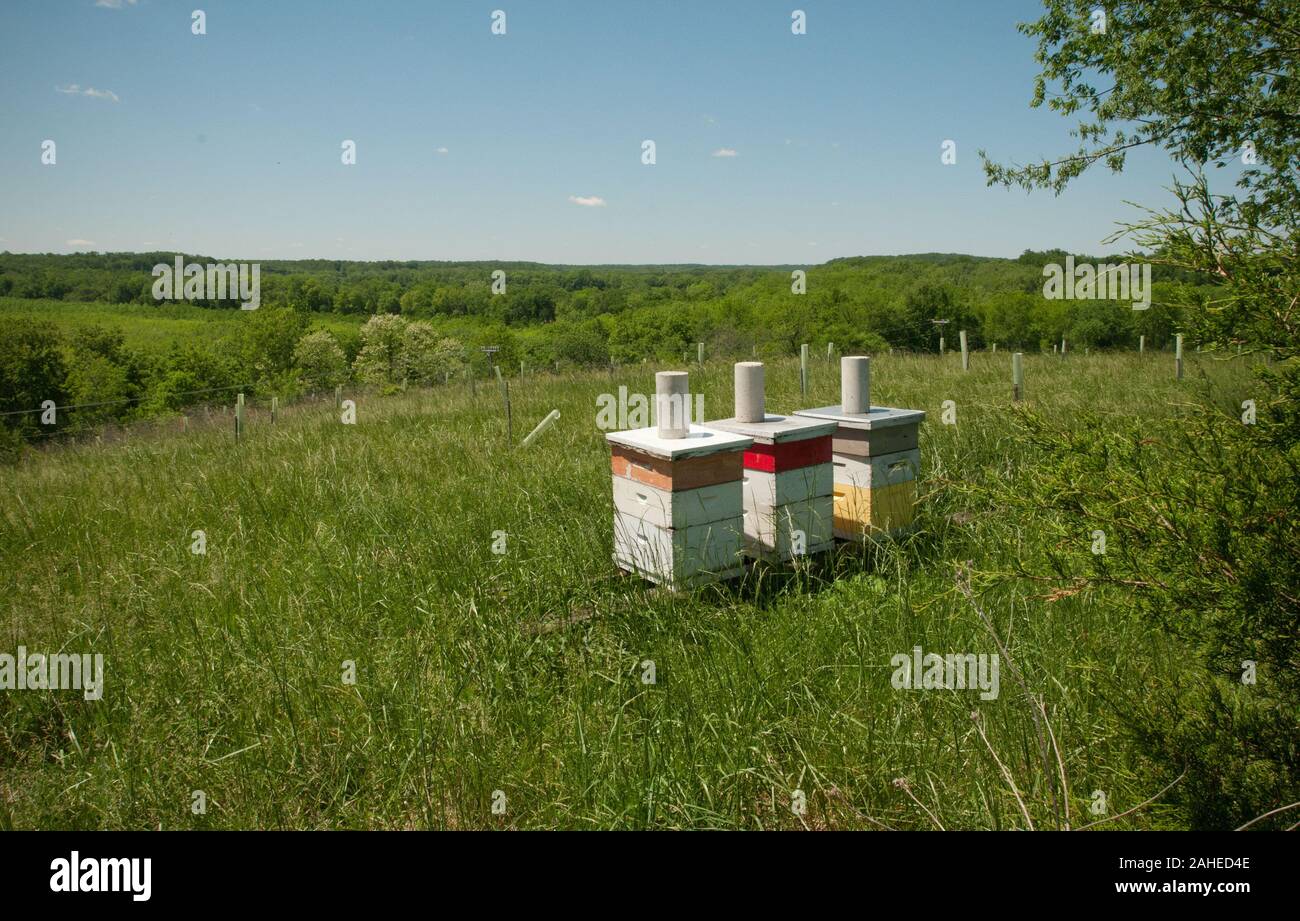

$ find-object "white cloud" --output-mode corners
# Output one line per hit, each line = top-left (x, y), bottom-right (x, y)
(66, 239), (97, 247)
(434, 147), (449, 155)
(711, 148), (738, 158)
(56, 84), (120, 102)
(94, 0), (139, 8)
(568, 195), (607, 208)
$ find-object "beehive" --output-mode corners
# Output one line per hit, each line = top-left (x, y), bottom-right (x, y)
(607, 372), (752, 588)
(793, 356), (925, 540)
(708, 362), (837, 561)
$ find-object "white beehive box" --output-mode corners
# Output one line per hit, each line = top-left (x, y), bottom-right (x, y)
(742, 464), (833, 509)
(830, 449), (921, 491)
(741, 492), (834, 558)
(611, 476), (741, 530)
(612, 515), (745, 587)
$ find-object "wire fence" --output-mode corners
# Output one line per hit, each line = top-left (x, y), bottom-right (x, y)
(3, 339), (1238, 452)
(0, 381), (257, 419)
(2, 361), (574, 449)
(11, 386), (325, 446)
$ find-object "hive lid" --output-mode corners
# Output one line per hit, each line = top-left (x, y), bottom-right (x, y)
(792, 405), (927, 429)
(708, 414), (838, 443)
(605, 424), (754, 460)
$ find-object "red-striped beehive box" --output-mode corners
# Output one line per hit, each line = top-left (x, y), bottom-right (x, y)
(707, 413), (837, 561)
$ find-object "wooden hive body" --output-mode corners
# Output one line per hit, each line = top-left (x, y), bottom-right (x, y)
(707, 414), (837, 562)
(791, 404), (925, 540)
(606, 425), (752, 588)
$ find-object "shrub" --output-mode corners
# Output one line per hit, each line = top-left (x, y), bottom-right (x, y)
(65, 354), (134, 428)
(240, 307), (309, 387)
(401, 323), (465, 384)
(293, 329), (349, 389)
(352, 314), (409, 386)
(0, 319), (68, 438)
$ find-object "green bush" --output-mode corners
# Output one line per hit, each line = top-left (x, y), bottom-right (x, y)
(293, 329), (349, 389)
(0, 318), (67, 438)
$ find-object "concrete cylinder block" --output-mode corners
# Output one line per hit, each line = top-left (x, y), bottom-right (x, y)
(655, 371), (691, 439)
(734, 362), (765, 423)
(841, 356), (870, 415)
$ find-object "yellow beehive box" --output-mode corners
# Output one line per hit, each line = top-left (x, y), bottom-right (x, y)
(793, 358), (925, 540)
(831, 479), (917, 539)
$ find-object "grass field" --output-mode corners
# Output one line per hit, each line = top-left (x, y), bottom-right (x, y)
(0, 297), (362, 353)
(0, 350), (1257, 829)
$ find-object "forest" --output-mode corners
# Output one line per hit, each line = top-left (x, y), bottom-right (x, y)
(0, 248), (1204, 444)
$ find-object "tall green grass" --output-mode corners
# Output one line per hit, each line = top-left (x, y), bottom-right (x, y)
(0, 351), (1256, 829)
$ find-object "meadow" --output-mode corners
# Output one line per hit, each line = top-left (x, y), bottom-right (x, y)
(0, 296), (363, 354)
(0, 349), (1257, 829)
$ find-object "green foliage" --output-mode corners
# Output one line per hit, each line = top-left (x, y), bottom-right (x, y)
(292, 330), (349, 389)
(401, 323), (466, 385)
(65, 354), (133, 428)
(0, 318), (67, 436)
(352, 314), (410, 386)
(350, 315), (469, 388)
(978, 0), (1300, 828)
(550, 319), (610, 367)
(981, 0), (1299, 217)
(972, 397), (1298, 827)
(0, 242), (1219, 447)
(239, 307), (309, 388)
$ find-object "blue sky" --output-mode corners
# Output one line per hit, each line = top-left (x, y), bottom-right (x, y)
(0, 0), (1203, 264)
